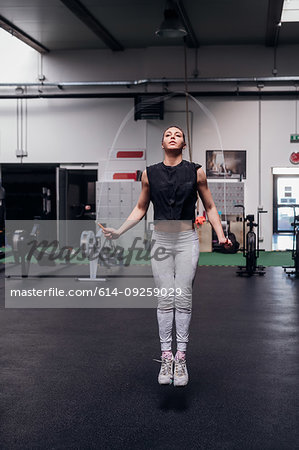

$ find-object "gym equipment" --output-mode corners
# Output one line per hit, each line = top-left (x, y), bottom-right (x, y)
(11, 224), (54, 277)
(78, 228), (106, 281)
(283, 208), (299, 277)
(235, 205), (267, 276)
(10, 220), (124, 280)
(9, 187), (54, 277)
(78, 226), (125, 281)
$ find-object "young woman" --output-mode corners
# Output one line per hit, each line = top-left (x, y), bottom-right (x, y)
(100, 126), (231, 386)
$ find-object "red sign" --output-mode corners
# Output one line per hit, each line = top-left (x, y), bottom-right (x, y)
(290, 152), (299, 164)
(116, 151), (144, 159)
(113, 173), (137, 180)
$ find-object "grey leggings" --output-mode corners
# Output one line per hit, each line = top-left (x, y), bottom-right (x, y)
(150, 229), (200, 352)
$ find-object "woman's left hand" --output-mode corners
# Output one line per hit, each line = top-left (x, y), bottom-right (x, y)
(218, 237), (233, 249)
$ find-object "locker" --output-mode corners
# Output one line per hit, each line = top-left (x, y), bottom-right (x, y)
(98, 183), (109, 195)
(108, 182), (119, 195)
(108, 207), (120, 218)
(120, 206), (132, 217)
(120, 183), (132, 195)
(108, 194), (120, 205)
(98, 205), (109, 219)
(96, 181), (142, 219)
(119, 194), (132, 207)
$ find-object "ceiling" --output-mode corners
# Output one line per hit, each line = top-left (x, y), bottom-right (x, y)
(0, 0), (297, 54)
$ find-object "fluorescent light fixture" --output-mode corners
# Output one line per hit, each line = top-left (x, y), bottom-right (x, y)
(281, 0), (299, 22)
(0, 14), (48, 53)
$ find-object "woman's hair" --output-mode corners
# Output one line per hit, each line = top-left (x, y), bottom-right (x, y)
(162, 125), (186, 144)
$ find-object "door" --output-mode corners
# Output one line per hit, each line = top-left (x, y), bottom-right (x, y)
(273, 175), (299, 233)
(56, 167), (97, 247)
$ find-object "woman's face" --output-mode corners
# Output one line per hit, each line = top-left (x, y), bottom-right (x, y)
(162, 127), (186, 152)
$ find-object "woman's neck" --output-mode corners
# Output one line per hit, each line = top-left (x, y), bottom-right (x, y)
(163, 154), (183, 167)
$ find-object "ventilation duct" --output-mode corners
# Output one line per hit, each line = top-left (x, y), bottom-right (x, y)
(134, 95), (164, 120)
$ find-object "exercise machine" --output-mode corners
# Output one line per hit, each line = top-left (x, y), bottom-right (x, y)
(11, 223), (55, 277)
(283, 208), (299, 277)
(78, 224), (127, 281)
(235, 205), (267, 276)
(9, 187), (54, 277)
(78, 228), (106, 281)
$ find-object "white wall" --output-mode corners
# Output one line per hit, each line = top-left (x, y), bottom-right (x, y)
(0, 98), (146, 163)
(1, 41), (299, 250)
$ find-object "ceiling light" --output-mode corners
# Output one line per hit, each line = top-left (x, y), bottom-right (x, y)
(281, 0), (299, 23)
(0, 14), (48, 53)
(156, 0), (187, 38)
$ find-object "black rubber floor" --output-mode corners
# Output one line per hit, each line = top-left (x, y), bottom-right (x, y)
(0, 267), (298, 449)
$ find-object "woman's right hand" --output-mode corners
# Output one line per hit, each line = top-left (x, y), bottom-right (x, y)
(98, 224), (120, 240)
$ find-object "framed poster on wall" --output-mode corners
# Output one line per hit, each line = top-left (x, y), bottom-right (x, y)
(206, 150), (246, 179)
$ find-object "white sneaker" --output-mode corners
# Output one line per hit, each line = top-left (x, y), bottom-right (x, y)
(154, 355), (174, 385)
(174, 357), (188, 386)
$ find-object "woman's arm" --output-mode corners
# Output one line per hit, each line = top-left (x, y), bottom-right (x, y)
(99, 169), (150, 239)
(197, 168), (230, 245)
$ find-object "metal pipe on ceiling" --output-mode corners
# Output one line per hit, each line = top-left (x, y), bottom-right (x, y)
(0, 91), (299, 100)
(0, 77), (299, 99)
(1, 76), (299, 90)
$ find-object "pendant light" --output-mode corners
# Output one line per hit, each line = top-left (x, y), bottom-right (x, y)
(156, 0), (187, 38)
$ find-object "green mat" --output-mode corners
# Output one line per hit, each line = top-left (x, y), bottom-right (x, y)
(198, 251), (293, 267)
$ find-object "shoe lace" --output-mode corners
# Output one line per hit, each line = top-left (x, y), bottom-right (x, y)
(175, 358), (186, 377)
(153, 357), (173, 375)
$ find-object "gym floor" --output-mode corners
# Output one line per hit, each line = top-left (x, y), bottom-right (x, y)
(1, 266), (298, 449)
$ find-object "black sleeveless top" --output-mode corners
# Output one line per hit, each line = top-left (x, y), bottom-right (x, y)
(146, 160), (202, 221)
